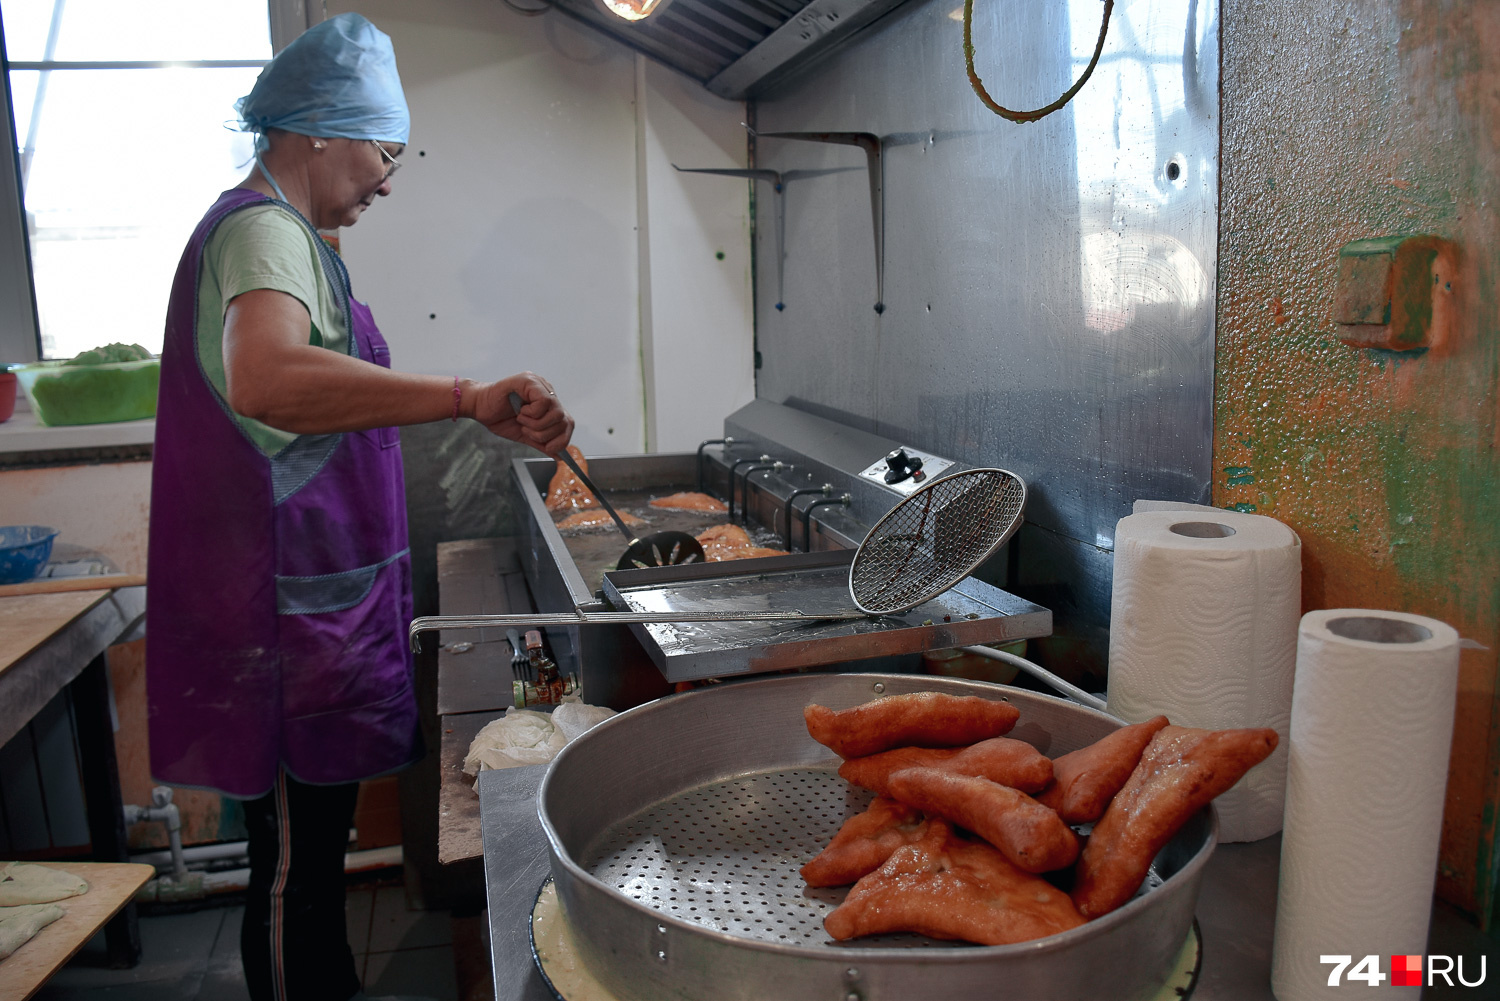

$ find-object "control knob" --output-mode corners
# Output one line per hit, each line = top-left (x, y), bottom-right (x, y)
(883, 448), (925, 485)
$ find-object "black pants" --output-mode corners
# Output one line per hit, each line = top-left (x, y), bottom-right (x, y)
(242, 771), (362, 1001)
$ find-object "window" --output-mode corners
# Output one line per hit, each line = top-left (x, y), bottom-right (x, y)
(3, 0), (273, 360)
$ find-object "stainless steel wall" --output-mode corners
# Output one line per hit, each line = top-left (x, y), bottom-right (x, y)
(751, 0), (1218, 680)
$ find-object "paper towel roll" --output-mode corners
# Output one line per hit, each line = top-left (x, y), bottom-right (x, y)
(1271, 610), (1459, 1001)
(1107, 510), (1301, 841)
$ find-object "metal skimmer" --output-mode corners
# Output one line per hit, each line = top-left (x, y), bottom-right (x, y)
(850, 467), (1026, 615)
(408, 467), (1026, 649)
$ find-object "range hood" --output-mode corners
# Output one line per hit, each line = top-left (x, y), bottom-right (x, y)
(542, 0), (911, 98)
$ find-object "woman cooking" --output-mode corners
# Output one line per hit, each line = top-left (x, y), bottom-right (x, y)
(145, 14), (571, 1001)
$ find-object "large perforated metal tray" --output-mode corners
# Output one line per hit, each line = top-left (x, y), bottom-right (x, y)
(538, 673), (1217, 1001)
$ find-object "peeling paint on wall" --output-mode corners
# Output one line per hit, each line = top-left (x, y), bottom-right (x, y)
(1218, 1), (1500, 920)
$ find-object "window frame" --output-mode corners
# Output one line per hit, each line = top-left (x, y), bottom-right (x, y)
(0, 0), (314, 451)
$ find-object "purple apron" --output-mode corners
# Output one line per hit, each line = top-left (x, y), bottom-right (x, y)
(147, 188), (420, 799)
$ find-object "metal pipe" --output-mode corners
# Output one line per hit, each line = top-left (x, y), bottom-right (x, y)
(801, 493), (851, 552)
(782, 484), (832, 550)
(736, 461), (789, 525)
(957, 645), (1110, 713)
(726, 454), (771, 521)
(132, 839), (248, 870)
(122, 786), (187, 880)
(695, 436), (733, 493)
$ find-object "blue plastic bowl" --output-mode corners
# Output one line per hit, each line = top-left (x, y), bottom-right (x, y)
(0, 525), (59, 584)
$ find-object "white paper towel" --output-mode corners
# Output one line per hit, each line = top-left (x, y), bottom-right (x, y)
(1107, 509), (1301, 841)
(1271, 610), (1459, 1001)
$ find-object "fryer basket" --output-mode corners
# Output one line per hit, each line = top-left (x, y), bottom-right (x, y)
(537, 673), (1216, 1001)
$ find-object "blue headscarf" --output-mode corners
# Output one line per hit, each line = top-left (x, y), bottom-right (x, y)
(236, 13), (409, 147)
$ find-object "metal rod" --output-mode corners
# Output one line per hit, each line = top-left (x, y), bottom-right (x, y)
(555, 446), (640, 547)
(513, 389), (637, 545)
(727, 454), (771, 521)
(801, 493), (851, 552)
(736, 461), (787, 525)
(411, 608), (869, 651)
(782, 484), (832, 550)
(695, 437), (732, 493)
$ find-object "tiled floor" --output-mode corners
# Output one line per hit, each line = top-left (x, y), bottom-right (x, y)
(36, 877), (459, 1001)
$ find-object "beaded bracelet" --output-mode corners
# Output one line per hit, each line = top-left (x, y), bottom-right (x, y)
(450, 376), (462, 422)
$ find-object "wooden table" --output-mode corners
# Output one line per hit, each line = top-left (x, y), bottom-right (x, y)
(0, 861), (153, 1001)
(0, 585), (147, 966)
(435, 539), (535, 868)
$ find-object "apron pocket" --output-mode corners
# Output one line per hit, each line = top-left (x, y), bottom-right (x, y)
(276, 548), (409, 615)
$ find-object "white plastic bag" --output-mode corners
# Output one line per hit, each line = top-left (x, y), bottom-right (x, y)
(462, 709), (568, 776)
(551, 702), (617, 743)
(462, 704), (618, 777)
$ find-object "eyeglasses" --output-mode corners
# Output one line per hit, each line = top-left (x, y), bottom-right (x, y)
(370, 140), (402, 180)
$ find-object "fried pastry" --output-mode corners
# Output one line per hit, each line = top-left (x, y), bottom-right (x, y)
(799, 797), (929, 887)
(555, 508), (646, 531)
(884, 767), (1079, 873)
(544, 445), (597, 511)
(649, 491), (727, 513)
(1071, 725), (1278, 918)
(696, 524), (752, 560)
(804, 692), (1021, 759)
(695, 524), (785, 562)
(823, 819), (1085, 945)
(839, 737), (1053, 798)
(735, 546), (786, 559)
(1034, 715), (1170, 823)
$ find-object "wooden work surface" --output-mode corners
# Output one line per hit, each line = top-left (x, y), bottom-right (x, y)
(0, 862), (153, 1001)
(438, 710), (506, 865)
(436, 537), (537, 865)
(0, 592), (107, 676)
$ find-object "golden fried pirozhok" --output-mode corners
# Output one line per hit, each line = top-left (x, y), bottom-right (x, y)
(1071, 724), (1278, 918)
(885, 767), (1080, 873)
(649, 491), (727, 513)
(544, 445), (597, 512)
(824, 819), (1085, 945)
(800, 797), (929, 888)
(1034, 715), (1170, 823)
(839, 737), (1053, 799)
(804, 692), (1020, 760)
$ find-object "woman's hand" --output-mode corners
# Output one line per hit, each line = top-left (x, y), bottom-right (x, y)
(469, 373), (574, 455)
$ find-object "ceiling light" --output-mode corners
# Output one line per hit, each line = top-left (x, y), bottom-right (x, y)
(600, 0), (672, 20)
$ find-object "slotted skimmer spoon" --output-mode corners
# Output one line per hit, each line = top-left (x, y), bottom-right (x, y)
(516, 393), (706, 570)
(409, 466), (1026, 650)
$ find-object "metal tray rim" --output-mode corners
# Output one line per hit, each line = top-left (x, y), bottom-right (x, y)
(536, 673), (1219, 963)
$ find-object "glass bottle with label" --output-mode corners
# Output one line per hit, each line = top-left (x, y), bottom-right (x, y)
(526, 629), (564, 705)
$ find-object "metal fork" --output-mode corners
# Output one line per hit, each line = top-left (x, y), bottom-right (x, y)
(507, 628), (529, 681)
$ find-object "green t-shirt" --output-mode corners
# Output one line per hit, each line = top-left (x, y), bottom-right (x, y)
(195, 202), (351, 456)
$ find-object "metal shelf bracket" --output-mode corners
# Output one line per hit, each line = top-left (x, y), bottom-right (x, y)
(747, 128), (884, 313)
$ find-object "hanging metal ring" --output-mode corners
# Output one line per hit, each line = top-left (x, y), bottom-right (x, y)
(964, 0), (1114, 123)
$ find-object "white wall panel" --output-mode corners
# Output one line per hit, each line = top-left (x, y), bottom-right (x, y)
(638, 58), (754, 452)
(332, 0), (645, 454)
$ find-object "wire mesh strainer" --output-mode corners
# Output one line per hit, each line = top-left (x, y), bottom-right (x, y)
(850, 467), (1026, 615)
(408, 467), (1027, 648)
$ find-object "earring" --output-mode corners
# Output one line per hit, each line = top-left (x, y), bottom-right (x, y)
(312, 141), (326, 150)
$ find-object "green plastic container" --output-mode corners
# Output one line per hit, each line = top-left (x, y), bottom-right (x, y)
(15, 359), (160, 426)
